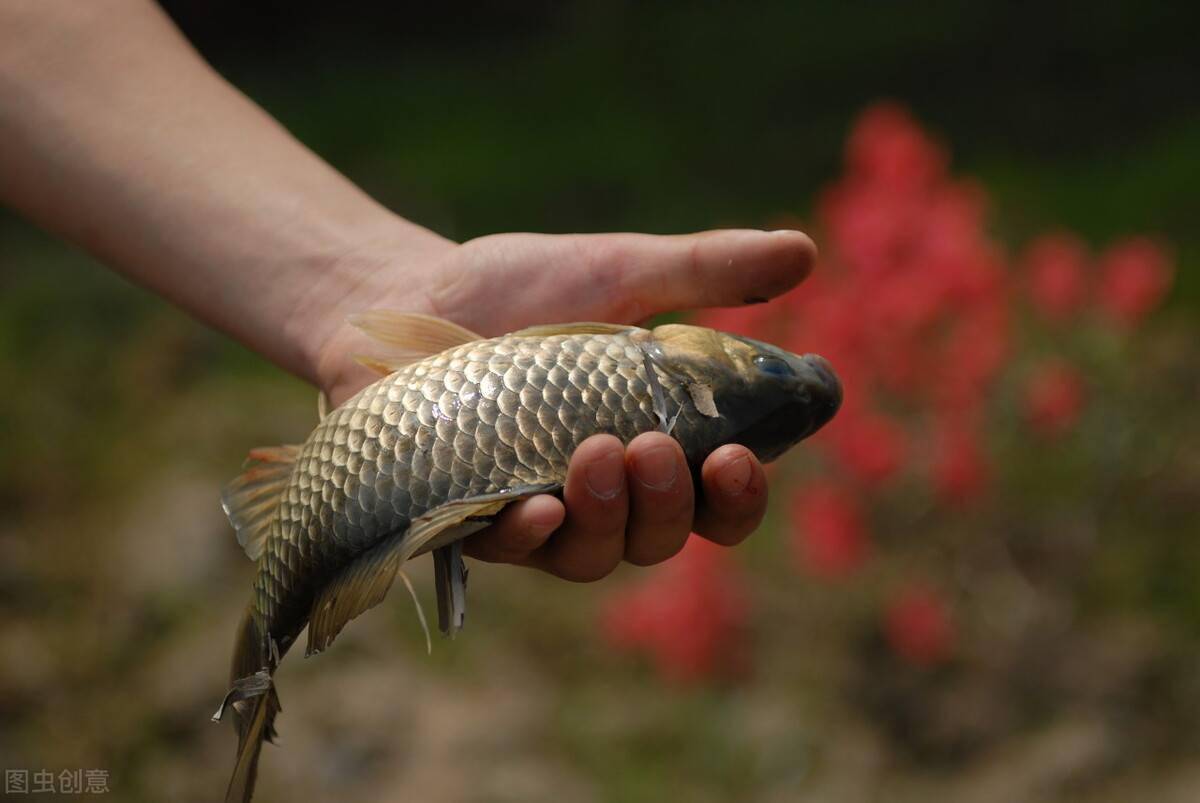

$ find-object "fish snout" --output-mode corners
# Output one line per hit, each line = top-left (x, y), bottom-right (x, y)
(800, 353), (842, 430)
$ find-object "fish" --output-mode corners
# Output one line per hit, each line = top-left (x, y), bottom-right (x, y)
(212, 312), (841, 802)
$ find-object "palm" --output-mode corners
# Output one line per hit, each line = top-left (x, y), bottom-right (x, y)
(320, 229), (814, 405)
(312, 227), (816, 581)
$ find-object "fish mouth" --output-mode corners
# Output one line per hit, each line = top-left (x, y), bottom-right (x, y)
(799, 353), (842, 433)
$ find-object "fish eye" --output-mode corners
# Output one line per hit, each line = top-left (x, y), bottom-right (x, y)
(753, 354), (794, 377)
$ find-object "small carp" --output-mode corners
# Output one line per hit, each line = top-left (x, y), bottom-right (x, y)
(214, 313), (841, 801)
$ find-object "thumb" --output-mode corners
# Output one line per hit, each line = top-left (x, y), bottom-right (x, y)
(570, 228), (817, 320)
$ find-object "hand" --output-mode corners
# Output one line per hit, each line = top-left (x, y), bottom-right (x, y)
(310, 229), (815, 580)
(0, 2), (812, 579)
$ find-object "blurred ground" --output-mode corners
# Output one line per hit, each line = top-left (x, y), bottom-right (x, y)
(1, 3), (1198, 801)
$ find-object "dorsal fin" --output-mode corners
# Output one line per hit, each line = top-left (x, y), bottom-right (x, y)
(352, 354), (406, 378)
(221, 445), (301, 560)
(509, 322), (635, 338)
(347, 311), (483, 375)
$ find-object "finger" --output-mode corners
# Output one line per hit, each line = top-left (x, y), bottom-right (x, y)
(578, 228), (817, 320)
(528, 434), (629, 582)
(462, 494), (564, 564)
(692, 445), (769, 546)
(623, 432), (694, 566)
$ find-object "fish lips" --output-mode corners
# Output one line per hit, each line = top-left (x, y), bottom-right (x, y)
(799, 353), (842, 432)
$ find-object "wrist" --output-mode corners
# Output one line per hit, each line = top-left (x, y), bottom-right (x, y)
(287, 215), (457, 396)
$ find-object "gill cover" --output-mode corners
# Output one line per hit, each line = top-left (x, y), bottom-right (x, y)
(635, 323), (841, 463)
(634, 324), (737, 419)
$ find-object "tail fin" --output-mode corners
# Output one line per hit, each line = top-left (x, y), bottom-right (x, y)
(213, 608), (281, 803)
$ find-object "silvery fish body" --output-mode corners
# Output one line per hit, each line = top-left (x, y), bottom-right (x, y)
(215, 315), (841, 803)
(260, 330), (683, 643)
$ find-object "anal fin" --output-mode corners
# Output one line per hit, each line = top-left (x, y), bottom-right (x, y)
(433, 541), (469, 637)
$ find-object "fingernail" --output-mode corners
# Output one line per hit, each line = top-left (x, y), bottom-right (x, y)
(715, 454), (752, 496)
(585, 450), (624, 500)
(634, 444), (678, 491)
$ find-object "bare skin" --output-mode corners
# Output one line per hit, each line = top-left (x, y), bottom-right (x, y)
(0, 0), (816, 582)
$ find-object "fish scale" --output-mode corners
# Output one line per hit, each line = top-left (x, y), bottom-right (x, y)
(253, 331), (690, 648)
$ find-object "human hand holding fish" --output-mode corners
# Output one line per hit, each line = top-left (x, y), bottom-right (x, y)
(0, 0), (819, 588)
(211, 228), (834, 801)
(217, 308), (841, 801)
(305, 229), (820, 583)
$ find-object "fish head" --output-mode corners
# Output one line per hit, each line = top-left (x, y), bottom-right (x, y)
(638, 324), (842, 463)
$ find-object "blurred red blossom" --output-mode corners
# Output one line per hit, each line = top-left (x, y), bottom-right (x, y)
(1023, 232), (1089, 321)
(934, 299), (1011, 415)
(846, 101), (947, 191)
(780, 104), (1012, 494)
(791, 481), (870, 579)
(602, 537), (750, 683)
(598, 100), (1178, 686)
(821, 409), (908, 487)
(1096, 237), (1175, 327)
(1024, 360), (1086, 438)
(884, 585), (955, 667)
(932, 418), (989, 504)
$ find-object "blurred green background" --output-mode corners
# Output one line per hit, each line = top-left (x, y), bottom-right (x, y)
(0, 2), (1197, 801)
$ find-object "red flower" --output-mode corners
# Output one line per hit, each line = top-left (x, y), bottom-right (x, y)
(846, 102), (947, 190)
(1096, 237), (1174, 327)
(931, 419), (989, 504)
(821, 409), (908, 487)
(934, 297), (1011, 414)
(884, 585), (955, 667)
(1024, 360), (1086, 438)
(615, 101), (1187, 690)
(1023, 232), (1089, 321)
(601, 538), (750, 684)
(790, 481), (870, 578)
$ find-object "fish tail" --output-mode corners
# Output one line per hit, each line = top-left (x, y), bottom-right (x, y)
(212, 607), (281, 803)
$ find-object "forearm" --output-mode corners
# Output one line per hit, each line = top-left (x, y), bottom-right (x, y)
(0, 0), (452, 383)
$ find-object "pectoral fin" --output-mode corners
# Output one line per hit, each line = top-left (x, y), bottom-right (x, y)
(686, 382), (720, 418)
(305, 534), (406, 656)
(305, 485), (558, 656)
